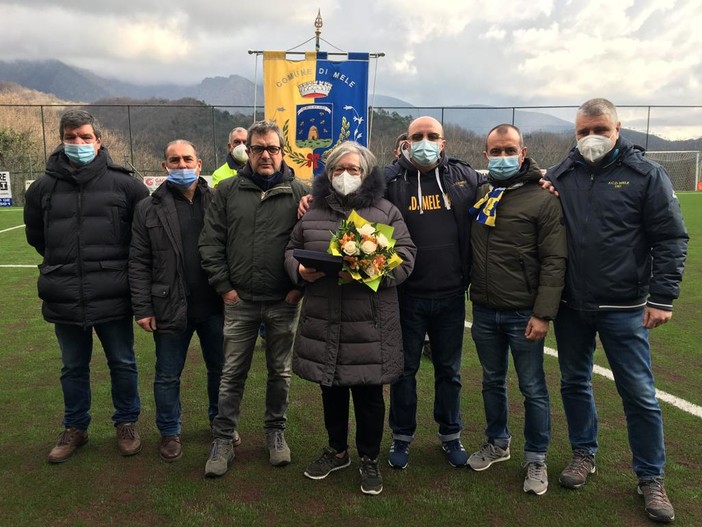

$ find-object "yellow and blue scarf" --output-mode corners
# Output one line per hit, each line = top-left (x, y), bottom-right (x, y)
(469, 187), (506, 227)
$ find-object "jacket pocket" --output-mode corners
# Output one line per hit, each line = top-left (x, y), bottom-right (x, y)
(151, 283), (170, 299)
(38, 263), (63, 274)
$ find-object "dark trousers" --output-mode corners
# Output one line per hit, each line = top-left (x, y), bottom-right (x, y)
(321, 384), (385, 460)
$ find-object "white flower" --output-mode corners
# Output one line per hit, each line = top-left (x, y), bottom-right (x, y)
(376, 233), (389, 249)
(358, 224), (375, 237)
(360, 239), (378, 255)
(342, 240), (359, 256)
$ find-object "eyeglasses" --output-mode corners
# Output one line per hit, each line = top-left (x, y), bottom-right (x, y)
(249, 145), (282, 155)
(409, 132), (443, 142)
(332, 166), (363, 176)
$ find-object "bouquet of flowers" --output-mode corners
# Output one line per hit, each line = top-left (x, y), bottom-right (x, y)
(328, 209), (403, 292)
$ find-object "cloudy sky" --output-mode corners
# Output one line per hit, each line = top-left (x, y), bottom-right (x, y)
(2, 0), (701, 138)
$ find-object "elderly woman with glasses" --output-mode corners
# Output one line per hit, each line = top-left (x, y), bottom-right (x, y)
(284, 141), (415, 495)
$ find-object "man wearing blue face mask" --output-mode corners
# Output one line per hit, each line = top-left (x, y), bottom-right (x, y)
(129, 140), (225, 462)
(467, 124), (566, 496)
(25, 109), (149, 463)
(384, 116), (483, 470)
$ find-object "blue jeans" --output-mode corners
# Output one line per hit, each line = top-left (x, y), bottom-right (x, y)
(471, 305), (550, 461)
(153, 313), (224, 436)
(555, 306), (665, 479)
(389, 293), (465, 442)
(55, 317), (140, 430)
(211, 297), (299, 439)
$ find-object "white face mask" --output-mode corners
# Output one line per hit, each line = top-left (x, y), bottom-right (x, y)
(332, 171), (363, 196)
(577, 134), (614, 164)
(231, 143), (249, 163)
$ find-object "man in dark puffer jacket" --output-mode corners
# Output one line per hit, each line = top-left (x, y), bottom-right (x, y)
(24, 110), (148, 463)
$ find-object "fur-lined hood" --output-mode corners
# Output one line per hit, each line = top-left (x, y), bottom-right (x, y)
(311, 166), (386, 211)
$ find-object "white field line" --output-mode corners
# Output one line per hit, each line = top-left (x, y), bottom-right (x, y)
(0, 224), (24, 234)
(0, 265), (36, 268)
(464, 320), (702, 419)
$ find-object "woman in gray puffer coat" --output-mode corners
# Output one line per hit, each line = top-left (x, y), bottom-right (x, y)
(285, 142), (415, 495)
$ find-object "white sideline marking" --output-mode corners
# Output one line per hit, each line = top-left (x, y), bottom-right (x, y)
(0, 224), (24, 233)
(0, 265), (36, 268)
(464, 321), (702, 419)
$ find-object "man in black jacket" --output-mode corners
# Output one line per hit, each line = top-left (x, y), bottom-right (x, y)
(547, 98), (688, 523)
(385, 116), (482, 470)
(24, 110), (148, 463)
(129, 140), (225, 462)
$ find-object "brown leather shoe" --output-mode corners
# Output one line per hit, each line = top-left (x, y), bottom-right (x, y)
(116, 422), (142, 456)
(159, 435), (182, 462)
(48, 428), (89, 463)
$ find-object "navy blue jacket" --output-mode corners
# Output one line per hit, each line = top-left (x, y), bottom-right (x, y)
(547, 137), (688, 311)
(385, 151), (483, 294)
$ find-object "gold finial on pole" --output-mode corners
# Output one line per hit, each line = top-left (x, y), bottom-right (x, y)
(314, 9), (323, 51)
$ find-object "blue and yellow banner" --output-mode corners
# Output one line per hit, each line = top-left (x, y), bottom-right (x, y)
(263, 51), (369, 181)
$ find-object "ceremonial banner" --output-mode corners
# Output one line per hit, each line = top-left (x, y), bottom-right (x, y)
(263, 51), (369, 181)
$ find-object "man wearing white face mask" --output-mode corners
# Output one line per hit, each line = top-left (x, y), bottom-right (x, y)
(546, 98), (688, 523)
(212, 127), (248, 189)
(129, 140), (225, 462)
(385, 116), (483, 470)
(467, 124), (566, 496)
(25, 109), (149, 463)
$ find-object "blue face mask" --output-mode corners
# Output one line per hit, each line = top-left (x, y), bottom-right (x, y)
(64, 143), (97, 166)
(167, 168), (198, 188)
(410, 140), (441, 167)
(487, 155), (521, 180)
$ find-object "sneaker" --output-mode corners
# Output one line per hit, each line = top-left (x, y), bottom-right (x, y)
(159, 435), (182, 462)
(359, 456), (383, 495)
(388, 439), (410, 469)
(266, 429), (291, 467)
(205, 438), (235, 477)
(442, 439), (469, 467)
(468, 442), (511, 471)
(304, 447), (351, 480)
(523, 462), (549, 495)
(47, 428), (89, 463)
(232, 429), (242, 447)
(559, 450), (596, 489)
(116, 422), (141, 456)
(638, 477), (675, 523)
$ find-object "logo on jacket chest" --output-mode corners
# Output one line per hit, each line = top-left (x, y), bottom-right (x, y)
(608, 180), (630, 189)
(408, 193), (450, 212)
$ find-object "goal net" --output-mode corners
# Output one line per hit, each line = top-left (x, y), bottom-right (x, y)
(646, 151), (701, 192)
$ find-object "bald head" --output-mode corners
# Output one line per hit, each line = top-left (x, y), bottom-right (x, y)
(406, 116), (446, 170)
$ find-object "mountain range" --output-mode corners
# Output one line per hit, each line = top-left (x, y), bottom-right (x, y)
(1, 59), (699, 149)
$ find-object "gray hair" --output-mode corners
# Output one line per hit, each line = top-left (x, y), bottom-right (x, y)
(163, 139), (199, 160)
(247, 120), (285, 149)
(325, 141), (377, 179)
(59, 109), (102, 140)
(228, 127), (247, 143)
(577, 98), (619, 123)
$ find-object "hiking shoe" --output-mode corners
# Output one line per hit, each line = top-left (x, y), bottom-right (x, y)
(304, 447), (351, 480)
(638, 477), (675, 523)
(559, 450), (596, 489)
(47, 428), (89, 463)
(205, 438), (234, 477)
(388, 439), (410, 469)
(468, 442), (511, 471)
(159, 435), (182, 462)
(442, 439), (468, 467)
(232, 430), (241, 447)
(360, 456), (383, 495)
(523, 462), (549, 495)
(116, 422), (141, 456)
(266, 429), (291, 467)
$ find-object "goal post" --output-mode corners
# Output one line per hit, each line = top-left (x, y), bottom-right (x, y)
(646, 151), (701, 192)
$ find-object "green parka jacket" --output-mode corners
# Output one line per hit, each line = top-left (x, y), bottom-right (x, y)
(469, 158), (566, 319)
